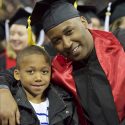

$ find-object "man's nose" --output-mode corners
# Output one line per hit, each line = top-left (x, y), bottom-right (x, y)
(62, 36), (72, 49)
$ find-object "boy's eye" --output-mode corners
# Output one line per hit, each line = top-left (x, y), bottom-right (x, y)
(27, 70), (34, 74)
(42, 70), (49, 75)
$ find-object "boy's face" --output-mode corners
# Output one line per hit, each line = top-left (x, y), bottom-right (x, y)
(9, 24), (28, 52)
(47, 17), (94, 61)
(14, 54), (51, 101)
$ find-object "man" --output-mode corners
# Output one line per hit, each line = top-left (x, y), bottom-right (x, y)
(0, 0), (125, 125)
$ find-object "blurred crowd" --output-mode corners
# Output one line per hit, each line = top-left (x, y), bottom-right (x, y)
(0, 0), (35, 20)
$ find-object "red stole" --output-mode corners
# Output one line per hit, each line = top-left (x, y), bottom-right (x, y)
(90, 30), (125, 122)
(5, 50), (16, 69)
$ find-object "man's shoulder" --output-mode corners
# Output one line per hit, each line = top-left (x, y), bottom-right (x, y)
(90, 29), (114, 38)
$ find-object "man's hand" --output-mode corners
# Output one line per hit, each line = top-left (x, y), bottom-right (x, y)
(0, 89), (20, 125)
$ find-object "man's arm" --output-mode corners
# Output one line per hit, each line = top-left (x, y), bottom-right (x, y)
(0, 67), (20, 125)
(0, 67), (15, 88)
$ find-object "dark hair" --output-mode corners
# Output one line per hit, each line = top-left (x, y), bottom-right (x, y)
(16, 45), (51, 69)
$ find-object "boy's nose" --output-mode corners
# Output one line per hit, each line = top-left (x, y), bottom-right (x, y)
(35, 73), (42, 82)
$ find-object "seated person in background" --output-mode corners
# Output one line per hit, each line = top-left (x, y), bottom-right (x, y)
(5, 7), (40, 69)
(11, 45), (79, 125)
(77, 5), (102, 30)
(109, 0), (125, 49)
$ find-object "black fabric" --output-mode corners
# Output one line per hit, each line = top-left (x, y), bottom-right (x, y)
(0, 67), (16, 88)
(0, 53), (6, 71)
(43, 43), (57, 58)
(77, 5), (98, 23)
(9, 8), (30, 27)
(0, 20), (5, 41)
(110, 0), (125, 24)
(31, 0), (79, 32)
(73, 49), (119, 125)
(113, 28), (125, 50)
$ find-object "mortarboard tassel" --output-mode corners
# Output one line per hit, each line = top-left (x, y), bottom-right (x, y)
(5, 19), (9, 42)
(27, 16), (45, 50)
(104, 2), (112, 32)
(74, 0), (78, 9)
(27, 16), (36, 45)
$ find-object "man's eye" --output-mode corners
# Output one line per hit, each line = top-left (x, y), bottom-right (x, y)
(66, 30), (72, 35)
(52, 38), (61, 45)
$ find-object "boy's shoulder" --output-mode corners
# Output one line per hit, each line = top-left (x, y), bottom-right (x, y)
(49, 83), (72, 98)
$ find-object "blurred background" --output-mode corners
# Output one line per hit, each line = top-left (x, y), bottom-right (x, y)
(0, 0), (116, 20)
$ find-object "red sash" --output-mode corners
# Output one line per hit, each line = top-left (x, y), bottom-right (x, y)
(90, 30), (125, 122)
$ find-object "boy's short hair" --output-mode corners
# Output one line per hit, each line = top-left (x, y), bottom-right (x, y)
(16, 45), (51, 69)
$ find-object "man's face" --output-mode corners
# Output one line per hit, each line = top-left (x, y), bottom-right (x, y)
(9, 24), (28, 52)
(14, 54), (51, 100)
(47, 17), (94, 61)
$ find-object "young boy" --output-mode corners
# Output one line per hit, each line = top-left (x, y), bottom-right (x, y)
(11, 45), (78, 125)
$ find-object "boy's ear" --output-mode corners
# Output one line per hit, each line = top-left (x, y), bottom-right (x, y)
(14, 69), (20, 80)
(80, 16), (89, 28)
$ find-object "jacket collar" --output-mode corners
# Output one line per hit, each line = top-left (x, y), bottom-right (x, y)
(47, 85), (67, 122)
(14, 84), (67, 120)
(14, 85), (34, 110)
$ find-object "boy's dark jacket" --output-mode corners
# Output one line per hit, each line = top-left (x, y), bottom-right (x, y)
(10, 83), (79, 125)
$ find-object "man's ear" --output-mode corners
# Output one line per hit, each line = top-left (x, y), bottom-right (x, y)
(80, 16), (89, 28)
(14, 69), (20, 80)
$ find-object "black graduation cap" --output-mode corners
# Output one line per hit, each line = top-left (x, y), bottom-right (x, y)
(9, 7), (31, 27)
(9, 7), (41, 39)
(30, 0), (79, 32)
(110, 0), (125, 24)
(98, 0), (125, 24)
(77, 5), (98, 23)
(0, 20), (5, 41)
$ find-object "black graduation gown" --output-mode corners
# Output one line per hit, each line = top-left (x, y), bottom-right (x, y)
(73, 49), (120, 125)
(113, 28), (125, 50)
